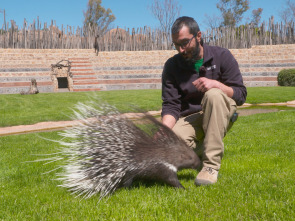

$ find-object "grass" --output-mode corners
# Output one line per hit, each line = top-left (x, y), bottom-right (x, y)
(0, 90), (162, 127)
(0, 87), (295, 127)
(0, 111), (294, 220)
(0, 87), (295, 220)
(245, 87), (295, 104)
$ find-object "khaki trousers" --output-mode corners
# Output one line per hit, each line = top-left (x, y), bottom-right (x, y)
(172, 88), (237, 171)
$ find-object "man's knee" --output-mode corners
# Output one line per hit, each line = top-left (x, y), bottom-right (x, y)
(201, 88), (236, 132)
(202, 88), (225, 105)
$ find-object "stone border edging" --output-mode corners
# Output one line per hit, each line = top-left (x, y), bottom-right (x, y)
(242, 100), (295, 107)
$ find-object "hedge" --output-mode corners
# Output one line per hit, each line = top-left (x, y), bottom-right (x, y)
(277, 69), (295, 86)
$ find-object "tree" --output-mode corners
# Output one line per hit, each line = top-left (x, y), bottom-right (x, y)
(203, 13), (223, 30)
(0, 9), (6, 31)
(279, 0), (295, 25)
(149, 0), (181, 48)
(217, 0), (250, 27)
(83, 0), (115, 35)
(251, 8), (263, 27)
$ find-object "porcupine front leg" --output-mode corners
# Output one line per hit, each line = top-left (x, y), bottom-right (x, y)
(121, 164), (185, 188)
(146, 163), (185, 189)
(160, 167), (184, 189)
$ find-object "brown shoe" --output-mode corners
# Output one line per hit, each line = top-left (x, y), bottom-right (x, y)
(195, 167), (218, 186)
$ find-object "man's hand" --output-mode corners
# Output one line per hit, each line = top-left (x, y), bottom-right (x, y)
(192, 77), (219, 93)
(192, 77), (234, 98)
(162, 114), (176, 129)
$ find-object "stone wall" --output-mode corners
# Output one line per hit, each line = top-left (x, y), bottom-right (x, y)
(1, 44), (295, 94)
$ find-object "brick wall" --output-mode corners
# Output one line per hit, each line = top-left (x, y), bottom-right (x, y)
(1, 45), (295, 94)
(231, 44), (295, 87)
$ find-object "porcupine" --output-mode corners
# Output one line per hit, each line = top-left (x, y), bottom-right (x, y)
(53, 100), (200, 199)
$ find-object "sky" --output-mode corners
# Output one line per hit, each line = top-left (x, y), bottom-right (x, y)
(0, 0), (289, 32)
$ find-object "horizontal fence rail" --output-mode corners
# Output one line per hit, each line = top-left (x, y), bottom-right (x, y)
(1, 18), (294, 50)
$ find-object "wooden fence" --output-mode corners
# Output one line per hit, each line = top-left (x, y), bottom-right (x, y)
(203, 20), (295, 49)
(1, 18), (294, 50)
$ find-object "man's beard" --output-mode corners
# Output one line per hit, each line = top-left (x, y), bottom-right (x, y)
(181, 41), (201, 66)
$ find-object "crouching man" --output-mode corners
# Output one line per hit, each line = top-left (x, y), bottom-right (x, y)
(161, 16), (247, 185)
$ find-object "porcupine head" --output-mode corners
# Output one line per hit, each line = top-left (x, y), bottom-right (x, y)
(55, 100), (200, 199)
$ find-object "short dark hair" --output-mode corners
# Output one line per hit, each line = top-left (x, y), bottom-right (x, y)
(171, 16), (200, 36)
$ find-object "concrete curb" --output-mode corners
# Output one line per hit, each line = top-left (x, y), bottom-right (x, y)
(242, 100), (295, 107)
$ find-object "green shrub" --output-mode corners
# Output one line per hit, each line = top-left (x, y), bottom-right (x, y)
(277, 69), (295, 86)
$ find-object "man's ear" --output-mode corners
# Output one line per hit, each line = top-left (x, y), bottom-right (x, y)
(196, 31), (202, 42)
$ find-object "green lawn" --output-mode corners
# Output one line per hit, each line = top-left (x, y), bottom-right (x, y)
(0, 87), (294, 127)
(0, 87), (295, 220)
(0, 90), (162, 127)
(245, 87), (295, 104)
